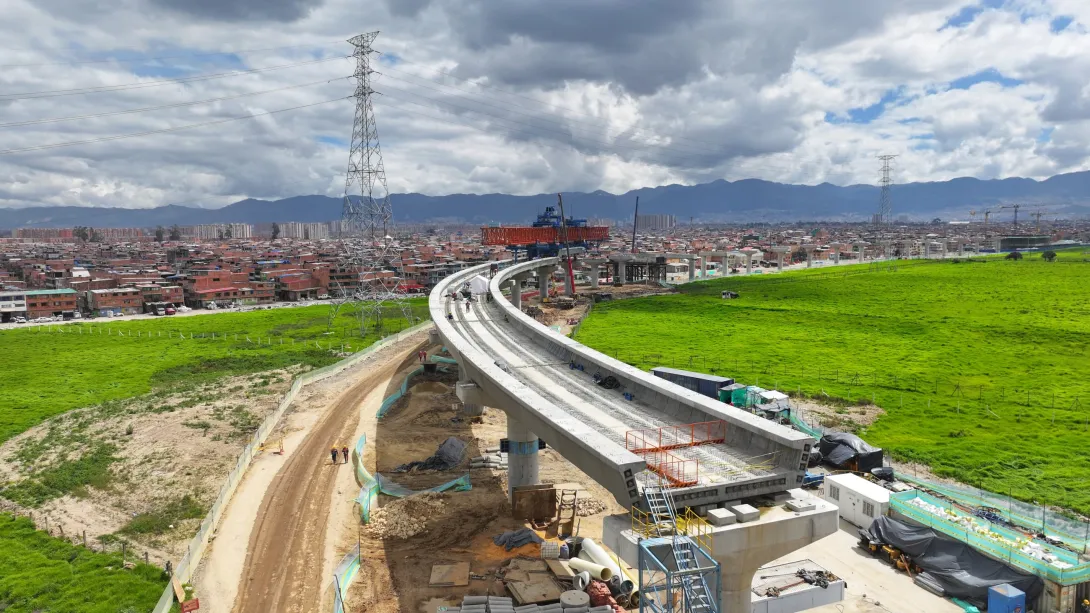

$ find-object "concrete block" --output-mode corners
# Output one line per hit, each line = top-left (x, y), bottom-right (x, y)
(786, 498), (816, 512)
(771, 491), (793, 503)
(723, 499), (742, 509)
(707, 508), (736, 526)
(729, 503), (759, 523)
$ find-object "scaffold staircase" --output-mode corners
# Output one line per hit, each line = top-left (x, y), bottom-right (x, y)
(643, 484), (716, 613)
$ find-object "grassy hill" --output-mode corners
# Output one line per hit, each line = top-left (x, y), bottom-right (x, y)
(576, 250), (1090, 513)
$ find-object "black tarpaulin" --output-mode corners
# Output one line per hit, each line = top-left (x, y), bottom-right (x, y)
(394, 437), (466, 472)
(818, 432), (884, 473)
(866, 515), (1042, 605)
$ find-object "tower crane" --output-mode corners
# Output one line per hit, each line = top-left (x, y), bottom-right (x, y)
(995, 204), (1023, 230)
(1032, 209), (1051, 234)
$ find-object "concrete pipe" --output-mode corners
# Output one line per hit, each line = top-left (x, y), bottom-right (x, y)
(573, 570), (591, 590)
(462, 596), (488, 605)
(567, 558), (612, 581)
(578, 539), (621, 577)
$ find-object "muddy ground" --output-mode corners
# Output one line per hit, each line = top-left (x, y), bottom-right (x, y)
(348, 365), (625, 613)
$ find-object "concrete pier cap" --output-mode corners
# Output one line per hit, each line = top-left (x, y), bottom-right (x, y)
(800, 244), (817, 268)
(770, 246), (790, 270)
(851, 241), (869, 261)
(604, 490), (839, 613)
(828, 242), (845, 264)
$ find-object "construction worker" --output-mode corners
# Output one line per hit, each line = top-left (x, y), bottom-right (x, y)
(465, 300), (470, 313)
(1080, 598), (1089, 613)
(342, 445), (350, 464)
(330, 446), (338, 465)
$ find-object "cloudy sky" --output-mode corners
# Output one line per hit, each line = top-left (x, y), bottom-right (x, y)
(2, 0), (1090, 209)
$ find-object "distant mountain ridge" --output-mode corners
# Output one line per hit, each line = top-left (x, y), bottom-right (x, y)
(4, 171), (1090, 229)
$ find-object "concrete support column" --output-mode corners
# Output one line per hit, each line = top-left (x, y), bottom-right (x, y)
(564, 264), (575, 297)
(615, 260), (626, 286)
(506, 415), (539, 499)
(538, 266), (551, 296)
(459, 368), (483, 417)
(588, 264), (600, 288)
(687, 258), (696, 281)
(509, 278), (522, 310)
(700, 255), (707, 278)
(806, 251), (814, 268)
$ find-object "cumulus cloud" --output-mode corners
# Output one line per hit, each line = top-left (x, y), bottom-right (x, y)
(1, 0), (1090, 210)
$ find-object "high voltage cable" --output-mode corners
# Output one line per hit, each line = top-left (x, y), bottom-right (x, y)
(0, 76), (352, 128)
(0, 41), (344, 68)
(0, 56), (348, 101)
(0, 97), (348, 155)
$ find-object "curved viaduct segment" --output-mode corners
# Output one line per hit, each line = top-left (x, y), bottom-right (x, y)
(430, 258), (815, 510)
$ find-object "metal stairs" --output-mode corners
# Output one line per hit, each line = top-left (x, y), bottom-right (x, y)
(643, 484), (716, 613)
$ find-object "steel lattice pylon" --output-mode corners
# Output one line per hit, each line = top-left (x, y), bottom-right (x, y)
(329, 31), (414, 336)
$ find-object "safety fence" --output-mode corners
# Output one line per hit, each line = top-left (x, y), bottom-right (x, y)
(331, 544), (362, 613)
(151, 320), (433, 613)
(890, 490), (1090, 585)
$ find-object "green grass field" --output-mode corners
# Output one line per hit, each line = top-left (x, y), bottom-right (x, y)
(0, 513), (168, 613)
(576, 250), (1090, 512)
(0, 301), (427, 445)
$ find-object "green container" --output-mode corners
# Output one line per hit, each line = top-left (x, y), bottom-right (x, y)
(731, 387), (749, 406)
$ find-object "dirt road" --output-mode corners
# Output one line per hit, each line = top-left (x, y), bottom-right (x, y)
(232, 340), (427, 613)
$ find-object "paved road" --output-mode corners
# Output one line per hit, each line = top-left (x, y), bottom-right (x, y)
(0, 300), (326, 329)
(231, 339), (426, 613)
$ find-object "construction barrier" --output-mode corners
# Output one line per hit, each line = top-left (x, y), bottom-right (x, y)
(376, 366), (425, 418)
(331, 544), (362, 613)
(890, 490), (1090, 585)
(151, 320), (433, 613)
(353, 434), (380, 523)
(374, 473), (471, 497)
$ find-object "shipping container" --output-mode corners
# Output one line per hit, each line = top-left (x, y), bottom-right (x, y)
(651, 366), (734, 400)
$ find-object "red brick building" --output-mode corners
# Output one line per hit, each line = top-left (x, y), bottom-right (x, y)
(87, 288), (143, 315)
(26, 289), (78, 318)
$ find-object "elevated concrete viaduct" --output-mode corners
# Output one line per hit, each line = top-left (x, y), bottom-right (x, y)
(430, 258), (837, 611)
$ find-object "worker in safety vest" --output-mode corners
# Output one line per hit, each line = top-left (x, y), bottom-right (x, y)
(341, 445), (349, 464)
(330, 446), (339, 464)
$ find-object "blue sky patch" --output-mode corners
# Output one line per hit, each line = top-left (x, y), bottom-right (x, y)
(317, 135), (347, 147)
(379, 52), (401, 66)
(825, 88), (904, 125)
(948, 68), (1022, 90)
(1037, 127), (1054, 143)
(1051, 15), (1074, 33)
(940, 0), (1007, 30)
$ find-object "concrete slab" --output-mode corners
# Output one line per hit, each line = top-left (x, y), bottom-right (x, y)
(786, 498), (816, 512)
(729, 503), (760, 522)
(707, 508), (736, 526)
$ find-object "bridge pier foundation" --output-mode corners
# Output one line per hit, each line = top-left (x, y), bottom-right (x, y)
(459, 369), (484, 417)
(537, 266), (552, 297)
(506, 416), (540, 499)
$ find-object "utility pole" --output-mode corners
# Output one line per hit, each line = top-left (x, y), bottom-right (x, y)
(631, 196), (640, 253)
(556, 193), (575, 296)
(330, 31), (413, 335)
(877, 154), (897, 224)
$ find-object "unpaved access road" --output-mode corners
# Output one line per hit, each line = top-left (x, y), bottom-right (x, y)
(232, 339), (428, 613)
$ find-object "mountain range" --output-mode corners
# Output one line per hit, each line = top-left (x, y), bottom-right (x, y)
(4, 171), (1090, 229)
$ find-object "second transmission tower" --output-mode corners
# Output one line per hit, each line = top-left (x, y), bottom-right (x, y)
(330, 31), (414, 336)
(877, 154), (897, 225)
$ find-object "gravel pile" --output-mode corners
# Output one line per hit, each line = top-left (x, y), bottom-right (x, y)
(365, 492), (447, 539)
(575, 497), (607, 517)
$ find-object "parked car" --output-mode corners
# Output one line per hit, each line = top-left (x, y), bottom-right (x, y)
(12, 316), (27, 324)
(317, 294), (331, 300)
(165, 307), (176, 315)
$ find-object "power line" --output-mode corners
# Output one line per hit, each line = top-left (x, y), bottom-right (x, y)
(0, 41), (344, 68)
(0, 56), (348, 101)
(0, 97), (348, 155)
(0, 76), (351, 128)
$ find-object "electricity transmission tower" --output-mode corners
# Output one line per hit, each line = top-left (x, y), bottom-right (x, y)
(877, 154), (897, 225)
(329, 31), (414, 337)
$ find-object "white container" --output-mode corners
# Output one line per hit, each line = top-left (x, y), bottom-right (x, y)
(823, 473), (890, 528)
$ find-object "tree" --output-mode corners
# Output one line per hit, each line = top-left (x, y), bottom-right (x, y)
(154, 225), (165, 242)
(271, 222), (280, 240)
(1006, 251), (1023, 260)
(74, 226), (89, 242)
(169, 224), (182, 241)
(1042, 250), (1057, 262)
(217, 228), (224, 240)
(89, 228), (103, 242)
(224, 225), (233, 239)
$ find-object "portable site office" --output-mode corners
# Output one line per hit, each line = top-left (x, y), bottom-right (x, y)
(824, 473), (890, 528)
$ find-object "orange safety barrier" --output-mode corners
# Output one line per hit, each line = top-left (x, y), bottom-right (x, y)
(481, 226), (610, 246)
(625, 421), (727, 454)
(641, 449), (699, 487)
